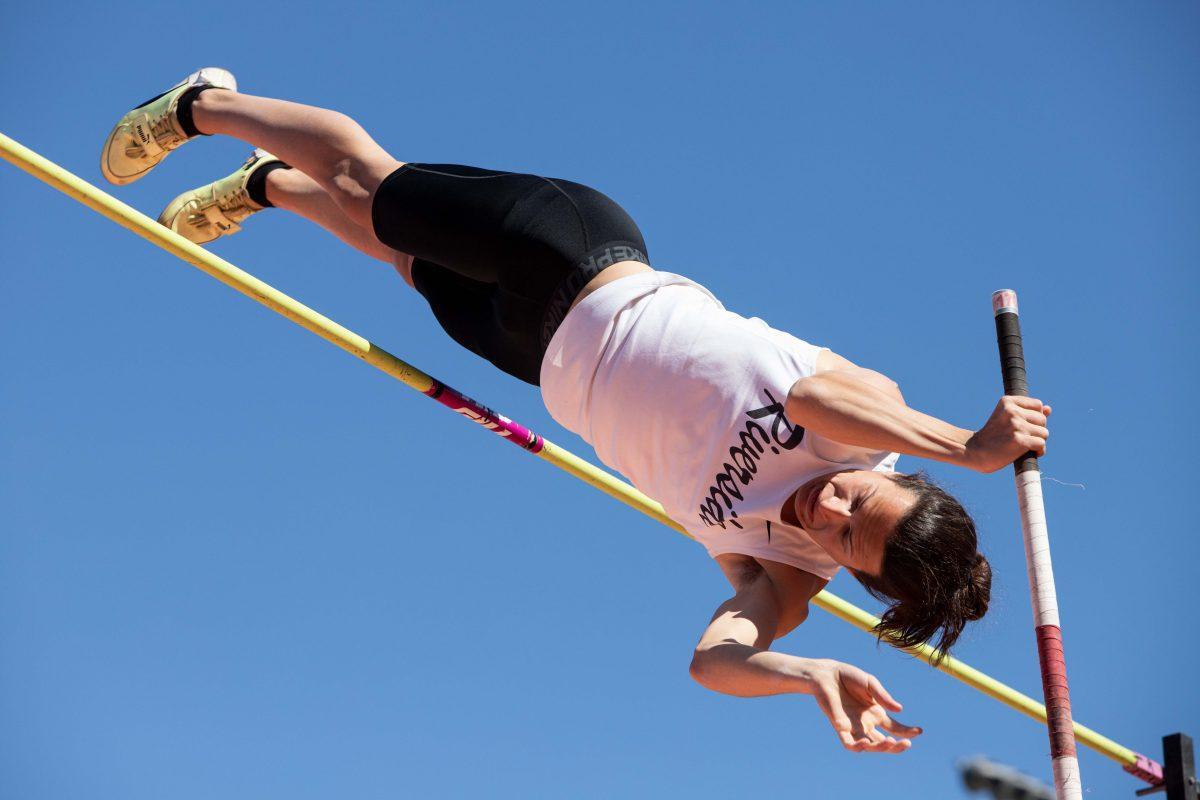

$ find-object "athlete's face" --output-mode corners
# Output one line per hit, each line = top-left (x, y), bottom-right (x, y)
(791, 470), (917, 577)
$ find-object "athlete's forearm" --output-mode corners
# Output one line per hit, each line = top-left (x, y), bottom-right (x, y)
(785, 372), (975, 467)
(689, 641), (819, 697)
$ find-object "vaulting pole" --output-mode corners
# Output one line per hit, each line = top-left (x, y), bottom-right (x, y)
(0, 132), (1164, 789)
(992, 290), (1082, 800)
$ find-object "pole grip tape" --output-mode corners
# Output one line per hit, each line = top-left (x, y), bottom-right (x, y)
(1036, 624), (1078, 759)
(992, 289), (1039, 474)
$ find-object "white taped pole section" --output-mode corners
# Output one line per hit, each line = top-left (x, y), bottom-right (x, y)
(1015, 471), (1059, 629)
(992, 290), (1082, 800)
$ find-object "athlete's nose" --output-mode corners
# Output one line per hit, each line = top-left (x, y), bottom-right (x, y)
(817, 489), (851, 521)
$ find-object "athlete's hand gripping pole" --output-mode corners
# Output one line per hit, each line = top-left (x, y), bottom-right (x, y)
(992, 290), (1082, 800)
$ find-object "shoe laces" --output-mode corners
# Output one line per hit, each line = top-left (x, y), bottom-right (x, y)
(125, 111), (187, 159)
(213, 182), (252, 213)
(151, 112), (188, 151)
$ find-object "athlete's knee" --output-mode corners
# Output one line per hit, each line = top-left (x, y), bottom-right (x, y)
(306, 109), (398, 209)
(317, 109), (371, 152)
(319, 144), (401, 230)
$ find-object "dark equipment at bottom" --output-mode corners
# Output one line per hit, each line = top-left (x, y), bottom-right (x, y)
(1137, 734), (1198, 800)
(960, 756), (1054, 800)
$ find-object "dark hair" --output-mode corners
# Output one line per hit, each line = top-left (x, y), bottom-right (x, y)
(852, 471), (991, 663)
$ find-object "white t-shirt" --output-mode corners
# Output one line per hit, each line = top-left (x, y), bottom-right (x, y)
(540, 272), (899, 580)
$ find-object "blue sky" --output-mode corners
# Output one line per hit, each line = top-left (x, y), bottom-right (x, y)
(2, 2), (1196, 798)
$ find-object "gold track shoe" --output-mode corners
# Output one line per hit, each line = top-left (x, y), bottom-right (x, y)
(157, 149), (282, 244)
(100, 67), (238, 185)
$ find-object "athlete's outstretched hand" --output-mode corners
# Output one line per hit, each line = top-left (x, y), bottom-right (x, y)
(965, 396), (1051, 473)
(808, 659), (922, 753)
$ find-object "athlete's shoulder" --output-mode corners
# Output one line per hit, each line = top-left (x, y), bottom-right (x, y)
(811, 350), (903, 401)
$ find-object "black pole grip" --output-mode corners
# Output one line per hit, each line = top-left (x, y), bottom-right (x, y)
(992, 290), (1039, 474)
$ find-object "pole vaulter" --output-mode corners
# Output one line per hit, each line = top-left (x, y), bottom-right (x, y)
(1, 132), (1193, 798)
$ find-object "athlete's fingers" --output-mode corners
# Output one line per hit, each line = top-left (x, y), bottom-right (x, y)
(873, 735), (911, 754)
(1013, 396), (1046, 411)
(838, 731), (866, 752)
(826, 702), (854, 735)
(1022, 423), (1050, 440)
(881, 717), (923, 738)
(1021, 409), (1048, 426)
(881, 723), (922, 739)
(867, 676), (902, 712)
(852, 715), (895, 750)
(826, 703), (860, 752)
(859, 733), (901, 753)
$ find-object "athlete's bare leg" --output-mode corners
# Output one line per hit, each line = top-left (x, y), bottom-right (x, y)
(263, 167), (415, 286)
(190, 90), (402, 232)
(188, 89), (633, 297)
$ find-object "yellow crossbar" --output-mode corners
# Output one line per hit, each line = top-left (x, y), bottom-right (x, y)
(0, 131), (1154, 782)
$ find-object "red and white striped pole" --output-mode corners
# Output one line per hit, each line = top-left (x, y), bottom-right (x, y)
(992, 290), (1082, 799)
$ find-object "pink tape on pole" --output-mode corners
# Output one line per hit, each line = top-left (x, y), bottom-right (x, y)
(1035, 625), (1077, 759)
(423, 380), (544, 453)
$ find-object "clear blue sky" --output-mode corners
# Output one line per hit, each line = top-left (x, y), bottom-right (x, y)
(2, 3), (1196, 798)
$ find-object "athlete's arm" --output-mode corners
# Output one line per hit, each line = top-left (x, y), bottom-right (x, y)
(689, 556), (920, 753)
(784, 351), (1050, 473)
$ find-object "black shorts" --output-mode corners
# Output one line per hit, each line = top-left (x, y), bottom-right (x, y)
(371, 164), (650, 386)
